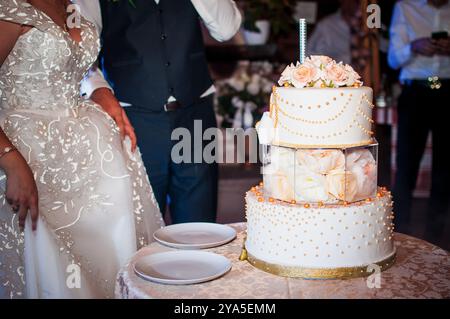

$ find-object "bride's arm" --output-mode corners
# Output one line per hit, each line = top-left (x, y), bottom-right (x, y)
(0, 20), (22, 64)
(0, 21), (39, 231)
(81, 68), (137, 152)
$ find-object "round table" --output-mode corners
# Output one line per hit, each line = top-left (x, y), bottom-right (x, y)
(115, 223), (450, 299)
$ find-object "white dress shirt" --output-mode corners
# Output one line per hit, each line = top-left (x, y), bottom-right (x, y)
(308, 11), (352, 65)
(76, 0), (242, 106)
(388, 0), (450, 81)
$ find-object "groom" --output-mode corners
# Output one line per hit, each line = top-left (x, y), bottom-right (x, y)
(77, 0), (242, 223)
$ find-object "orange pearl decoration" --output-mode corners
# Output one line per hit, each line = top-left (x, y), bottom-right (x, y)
(259, 182), (264, 187)
(269, 198), (275, 203)
(343, 201), (349, 206)
(291, 200), (297, 205)
(251, 187), (257, 192)
(377, 192), (383, 198)
(256, 192), (262, 197)
(366, 198), (373, 203)
(318, 201), (324, 207)
(258, 197), (264, 202)
(304, 203), (310, 208)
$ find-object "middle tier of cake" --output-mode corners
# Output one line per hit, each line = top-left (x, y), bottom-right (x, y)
(262, 143), (378, 204)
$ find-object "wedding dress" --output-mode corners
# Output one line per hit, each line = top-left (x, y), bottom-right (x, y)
(0, 0), (164, 299)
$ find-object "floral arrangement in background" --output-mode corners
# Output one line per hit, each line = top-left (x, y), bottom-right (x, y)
(215, 62), (284, 129)
(278, 56), (363, 89)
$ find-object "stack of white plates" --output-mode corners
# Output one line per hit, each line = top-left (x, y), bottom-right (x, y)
(153, 222), (237, 249)
(134, 251), (232, 285)
(133, 223), (236, 285)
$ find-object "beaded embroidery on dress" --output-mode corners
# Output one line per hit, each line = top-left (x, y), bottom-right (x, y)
(0, 0), (164, 298)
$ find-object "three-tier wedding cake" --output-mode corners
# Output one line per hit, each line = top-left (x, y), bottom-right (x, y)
(244, 56), (395, 279)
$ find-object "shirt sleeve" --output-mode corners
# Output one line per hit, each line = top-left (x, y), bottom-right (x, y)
(388, 3), (413, 70)
(73, 0), (103, 33)
(80, 66), (113, 99)
(190, 0), (242, 42)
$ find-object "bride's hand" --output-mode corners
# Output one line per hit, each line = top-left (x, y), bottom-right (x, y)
(91, 88), (137, 152)
(0, 151), (39, 231)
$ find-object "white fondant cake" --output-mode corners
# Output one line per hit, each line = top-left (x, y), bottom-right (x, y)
(246, 186), (395, 275)
(245, 56), (395, 278)
(267, 86), (374, 148)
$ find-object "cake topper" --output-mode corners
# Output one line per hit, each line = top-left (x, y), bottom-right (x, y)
(299, 18), (307, 64)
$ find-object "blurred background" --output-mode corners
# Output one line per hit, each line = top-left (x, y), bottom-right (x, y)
(188, 0), (449, 250)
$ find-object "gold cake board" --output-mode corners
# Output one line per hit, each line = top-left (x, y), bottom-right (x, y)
(246, 251), (396, 280)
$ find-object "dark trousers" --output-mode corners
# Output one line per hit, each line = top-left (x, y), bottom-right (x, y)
(125, 96), (218, 224)
(393, 84), (450, 236)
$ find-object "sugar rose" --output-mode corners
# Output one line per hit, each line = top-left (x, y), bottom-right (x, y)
(294, 168), (329, 202)
(326, 63), (349, 87)
(326, 169), (358, 202)
(296, 149), (345, 175)
(344, 64), (362, 87)
(292, 65), (317, 88)
(278, 63), (297, 87)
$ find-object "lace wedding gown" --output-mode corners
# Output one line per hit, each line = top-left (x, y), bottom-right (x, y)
(0, 0), (164, 299)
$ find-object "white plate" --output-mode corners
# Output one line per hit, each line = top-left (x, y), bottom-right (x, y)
(133, 251), (232, 285)
(153, 223), (237, 249)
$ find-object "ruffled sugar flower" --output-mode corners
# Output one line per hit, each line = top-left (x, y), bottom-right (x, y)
(344, 64), (363, 87)
(346, 149), (377, 199)
(263, 164), (295, 202)
(296, 149), (345, 175)
(277, 56), (363, 88)
(326, 169), (358, 202)
(294, 167), (329, 202)
(278, 63), (297, 87)
(291, 64), (318, 88)
(325, 62), (349, 87)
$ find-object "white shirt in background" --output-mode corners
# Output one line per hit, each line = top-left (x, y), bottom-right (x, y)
(75, 0), (242, 106)
(308, 11), (351, 65)
(388, 0), (450, 81)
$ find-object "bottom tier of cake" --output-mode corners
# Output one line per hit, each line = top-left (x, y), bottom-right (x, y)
(245, 186), (396, 279)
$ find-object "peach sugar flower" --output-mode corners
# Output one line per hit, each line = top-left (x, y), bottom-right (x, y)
(277, 55), (363, 88)
(296, 149), (345, 175)
(291, 65), (318, 88)
(325, 63), (349, 87)
(326, 169), (358, 202)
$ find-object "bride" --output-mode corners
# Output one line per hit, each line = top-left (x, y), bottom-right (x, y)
(0, 0), (164, 298)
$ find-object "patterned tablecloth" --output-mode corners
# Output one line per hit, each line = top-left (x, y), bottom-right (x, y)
(115, 223), (450, 299)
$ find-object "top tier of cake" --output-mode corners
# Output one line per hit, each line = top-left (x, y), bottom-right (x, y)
(256, 56), (375, 148)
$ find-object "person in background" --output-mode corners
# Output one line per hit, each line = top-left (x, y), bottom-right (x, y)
(76, 0), (242, 224)
(388, 0), (450, 239)
(308, 0), (370, 73)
